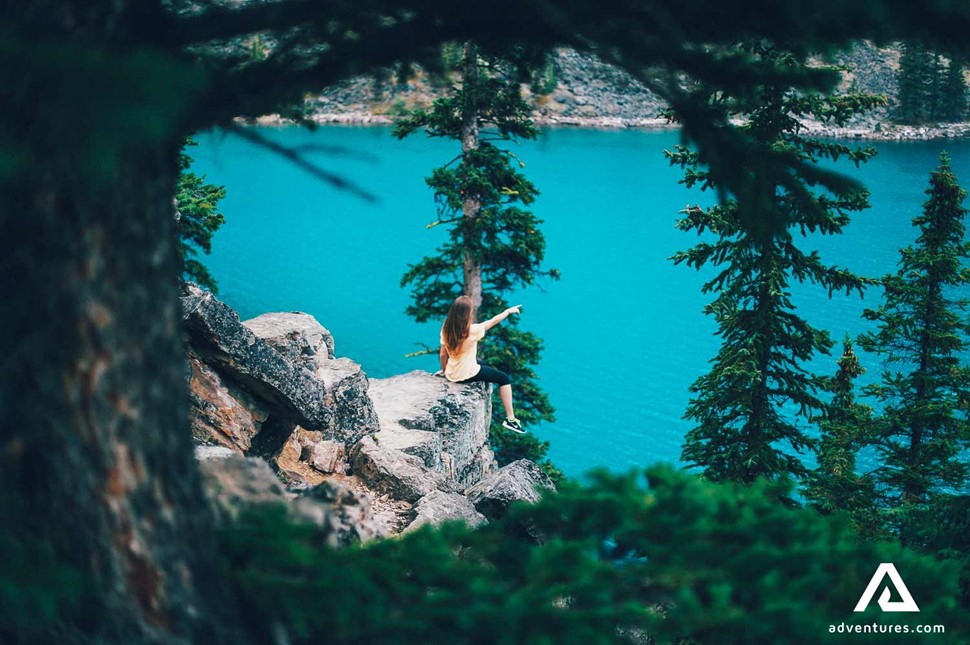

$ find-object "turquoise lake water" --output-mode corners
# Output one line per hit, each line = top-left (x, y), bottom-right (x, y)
(191, 127), (970, 478)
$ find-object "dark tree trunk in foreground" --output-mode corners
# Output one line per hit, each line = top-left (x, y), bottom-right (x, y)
(0, 140), (237, 641)
(0, 4), (239, 641)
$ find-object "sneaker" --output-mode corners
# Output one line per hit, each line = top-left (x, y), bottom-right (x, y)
(502, 418), (526, 434)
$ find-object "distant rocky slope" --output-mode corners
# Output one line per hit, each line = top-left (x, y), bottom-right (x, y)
(181, 283), (555, 540)
(255, 42), (969, 140)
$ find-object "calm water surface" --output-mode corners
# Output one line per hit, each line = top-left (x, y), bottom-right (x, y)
(191, 127), (970, 477)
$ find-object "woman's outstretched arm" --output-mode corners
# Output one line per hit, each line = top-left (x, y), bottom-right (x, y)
(438, 344), (448, 372)
(482, 304), (522, 331)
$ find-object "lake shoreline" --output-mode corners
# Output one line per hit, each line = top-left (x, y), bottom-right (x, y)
(239, 112), (970, 142)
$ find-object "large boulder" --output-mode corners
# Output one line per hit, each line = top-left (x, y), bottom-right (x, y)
(465, 459), (556, 521)
(181, 283), (332, 431)
(197, 453), (384, 545)
(403, 490), (487, 533)
(349, 436), (452, 503)
(313, 357), (380, 446)
(186, 348), (267, 452)
(244, 312), (379, 446)
(242, 311), (335, 370)
(368, 371), (495, 487)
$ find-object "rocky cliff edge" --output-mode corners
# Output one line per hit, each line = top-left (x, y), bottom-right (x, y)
(181, 283), (555, 539)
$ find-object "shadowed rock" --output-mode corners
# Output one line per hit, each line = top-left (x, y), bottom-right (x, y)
(187, 347), (267, 451)
(181, 283), (332, 430)
(198, 454), (384, 545)
(465, 459), (556, 521)
(272, 427), (349, 489)
(297, 480), (385, 545)
(244, 312), (379, 446)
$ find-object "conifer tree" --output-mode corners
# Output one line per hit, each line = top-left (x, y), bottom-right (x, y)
(669, 44), (881, 484)
(394, 43), (561, 480)
(176, 139), (226, 292)
(895, 44), (968, 124)
(803, 339), (881, 538)
(939, 56), (968, 123)
(895, 43), (939, 124)
(857, 152), (970, 543)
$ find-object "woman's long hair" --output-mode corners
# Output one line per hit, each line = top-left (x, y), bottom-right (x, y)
(443, 296), (475, 355)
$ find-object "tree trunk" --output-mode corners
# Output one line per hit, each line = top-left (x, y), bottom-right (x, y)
(0, 6), (240, 640)
(460, 41), (484, 311)
(0, 139), (239, 642)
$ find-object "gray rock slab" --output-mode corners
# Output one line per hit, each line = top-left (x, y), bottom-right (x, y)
(404, 490), (487, 533)
(349, 436), (452, 503)
(465, 459), (556, 520)
(243, 311), (335, 366)
(369, 371), (494, 486)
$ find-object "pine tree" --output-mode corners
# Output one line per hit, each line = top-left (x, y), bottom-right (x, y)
(176, 139), (226, 292)
(669, 44), (881, 485)
(394, 43), (561, 480)
(895, 43), (967, 124)
(803, 339), (881, 538)
(857, 152), (970, 543)
(895, 43), (940, 124)
(939, 56), (968, 123)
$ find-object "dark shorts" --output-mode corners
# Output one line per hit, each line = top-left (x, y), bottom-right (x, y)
(458, 361), (511, 387)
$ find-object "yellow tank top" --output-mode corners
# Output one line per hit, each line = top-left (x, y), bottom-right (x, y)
(440, 323), (485, 381)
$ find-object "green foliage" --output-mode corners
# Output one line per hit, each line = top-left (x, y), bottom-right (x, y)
(896, 43), (941, 124)
(529, 59), (559, 96)
(0, 33), (203, 188)
(669, 44), (881, 485)
(219, 467), (969, 643)
(904, 494), (970, 609)
(939, 57), (969, 122)
(0, 529), (90, 642)
(857, 152), (970, 540)
(395, 44), (560, 474)
(176, 139), (226, 292)
(803, 339), (882, 539)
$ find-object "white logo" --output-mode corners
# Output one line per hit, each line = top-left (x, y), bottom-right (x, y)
(854, 563), (920, 613)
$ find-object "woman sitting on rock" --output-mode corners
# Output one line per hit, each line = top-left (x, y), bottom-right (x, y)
(437, 295), (525, 434)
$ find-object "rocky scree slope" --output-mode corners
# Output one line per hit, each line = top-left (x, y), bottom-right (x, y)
(263, 42), (969, 140)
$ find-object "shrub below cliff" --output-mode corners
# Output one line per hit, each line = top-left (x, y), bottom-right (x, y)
(219, 465), (969, 644)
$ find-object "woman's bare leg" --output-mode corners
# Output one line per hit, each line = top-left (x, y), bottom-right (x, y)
(499, 384), (515, 419)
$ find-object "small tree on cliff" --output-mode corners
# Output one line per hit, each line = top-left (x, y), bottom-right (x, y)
(176, 139), (226, 292)
(669, 44), (881, 485)
(802, 339), (881, 538)
(857, 152), (970, 543)
(394, 43), (561, 480)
